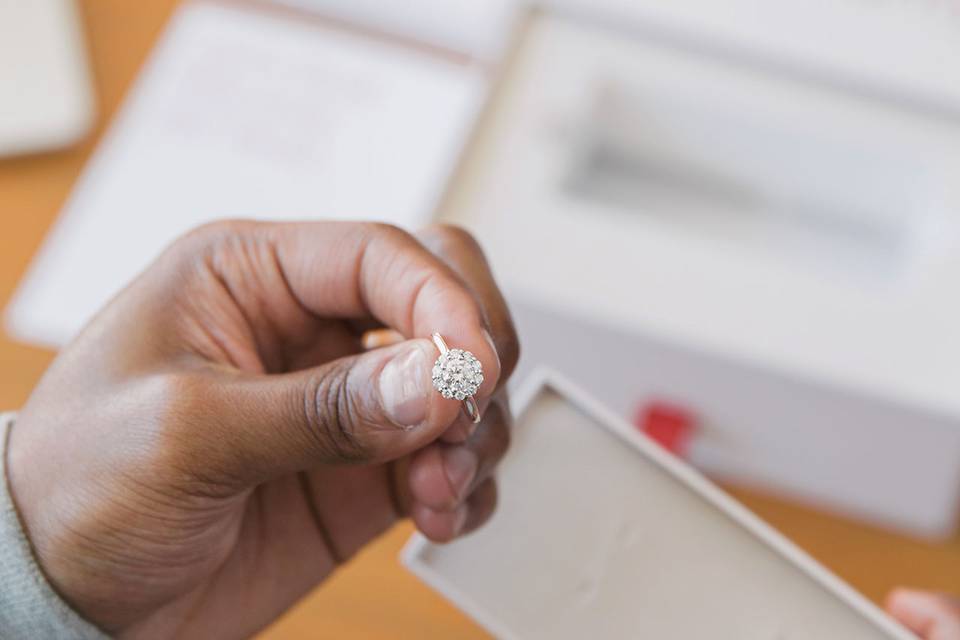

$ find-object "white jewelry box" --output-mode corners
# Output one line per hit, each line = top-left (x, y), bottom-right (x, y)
(436, 7), (960, 538)
(544, 0), (960, 114)
(403, 369), (914, 639)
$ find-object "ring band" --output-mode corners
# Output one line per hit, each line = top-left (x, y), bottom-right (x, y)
(431, 333), (483, 424)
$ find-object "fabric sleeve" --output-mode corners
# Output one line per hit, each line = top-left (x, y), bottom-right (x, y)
(0, 412), (110, 639)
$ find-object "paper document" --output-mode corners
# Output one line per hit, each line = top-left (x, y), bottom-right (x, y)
(5, 1), (484, 347)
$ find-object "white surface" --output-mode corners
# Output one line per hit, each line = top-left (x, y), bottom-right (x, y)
(4, 1), (483, 347)
(548, 0), (960, 113)
(0, 0), (94, 156)
(273, 0), (960, 94)
(404, 371), (914, 640)
(272, 0), (516, 59)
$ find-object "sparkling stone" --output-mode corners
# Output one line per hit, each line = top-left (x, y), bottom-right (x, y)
(432, 348), (484, 401)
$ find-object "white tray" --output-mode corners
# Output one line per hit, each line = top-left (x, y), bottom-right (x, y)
(402, 369), (914, 639)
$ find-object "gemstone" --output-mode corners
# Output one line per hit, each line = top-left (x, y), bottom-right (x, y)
(432, 348), (484, 401)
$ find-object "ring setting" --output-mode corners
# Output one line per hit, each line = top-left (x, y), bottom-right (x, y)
(431, 333), (483, 424)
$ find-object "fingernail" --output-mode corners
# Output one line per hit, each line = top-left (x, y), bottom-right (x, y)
(463, 411), (482, 439)
(482, 328), (501, 380)
(443, 447), (478, 501)
(362, 328), (405, 350)
(453, 504), (469, 536)
(379, 341), (432, 428)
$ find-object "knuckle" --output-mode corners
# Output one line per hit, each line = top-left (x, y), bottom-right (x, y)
(302, 362), (372, 464)
(179, 219), (254, 249)
(358, 221), (413, 246)
(165, 219), (259, 268)
(419, 223), (481, 258)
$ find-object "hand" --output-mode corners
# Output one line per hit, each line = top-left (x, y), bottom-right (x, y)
(7, 222), (519, 639)
(887, 588), (960, 639)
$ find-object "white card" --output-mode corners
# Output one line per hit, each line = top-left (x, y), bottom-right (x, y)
(5, 1), (483, 347)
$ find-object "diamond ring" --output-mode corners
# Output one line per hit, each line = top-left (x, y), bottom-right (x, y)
(431, 333), (483, 424)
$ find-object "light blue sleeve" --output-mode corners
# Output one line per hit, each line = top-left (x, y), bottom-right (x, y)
(0, 412), (110, 639)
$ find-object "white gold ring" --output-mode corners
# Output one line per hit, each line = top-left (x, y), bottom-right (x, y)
(431, 333), (483, 424)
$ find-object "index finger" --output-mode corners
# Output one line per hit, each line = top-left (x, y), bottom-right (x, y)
(416, 224), (520, 384)
(265, 221), (502, 399)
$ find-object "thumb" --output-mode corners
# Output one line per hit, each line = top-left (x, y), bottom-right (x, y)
(194, 339), (461, 484)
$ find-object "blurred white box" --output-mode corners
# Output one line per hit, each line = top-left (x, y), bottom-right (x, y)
(548, 0), (960, 115)
(0, 0), (94, 156)
(438, 9), (960, 538)
(403, 370), (914, 639)
(272, 0), (515, 60)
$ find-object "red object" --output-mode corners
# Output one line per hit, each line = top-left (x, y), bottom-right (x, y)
(635, 401), (698, 458)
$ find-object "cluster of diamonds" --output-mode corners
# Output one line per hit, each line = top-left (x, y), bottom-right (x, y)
(432, 348), (484, 401)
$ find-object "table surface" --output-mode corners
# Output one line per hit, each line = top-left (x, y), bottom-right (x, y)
(0, 1), (958, 637)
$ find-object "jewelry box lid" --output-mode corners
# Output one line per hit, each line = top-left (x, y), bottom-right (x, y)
(402, 369), (913, 639)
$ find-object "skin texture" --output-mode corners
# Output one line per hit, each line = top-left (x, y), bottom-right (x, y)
(6, 221), (519, 639)
(886, 589), (960, 640)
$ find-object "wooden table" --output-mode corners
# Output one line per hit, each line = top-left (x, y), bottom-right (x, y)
(0, 2), (957, 637)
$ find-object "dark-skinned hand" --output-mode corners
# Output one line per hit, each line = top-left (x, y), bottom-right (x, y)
(8, 221), (519, 639)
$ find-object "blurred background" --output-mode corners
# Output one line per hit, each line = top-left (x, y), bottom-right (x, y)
(2, 0), (960, 637)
